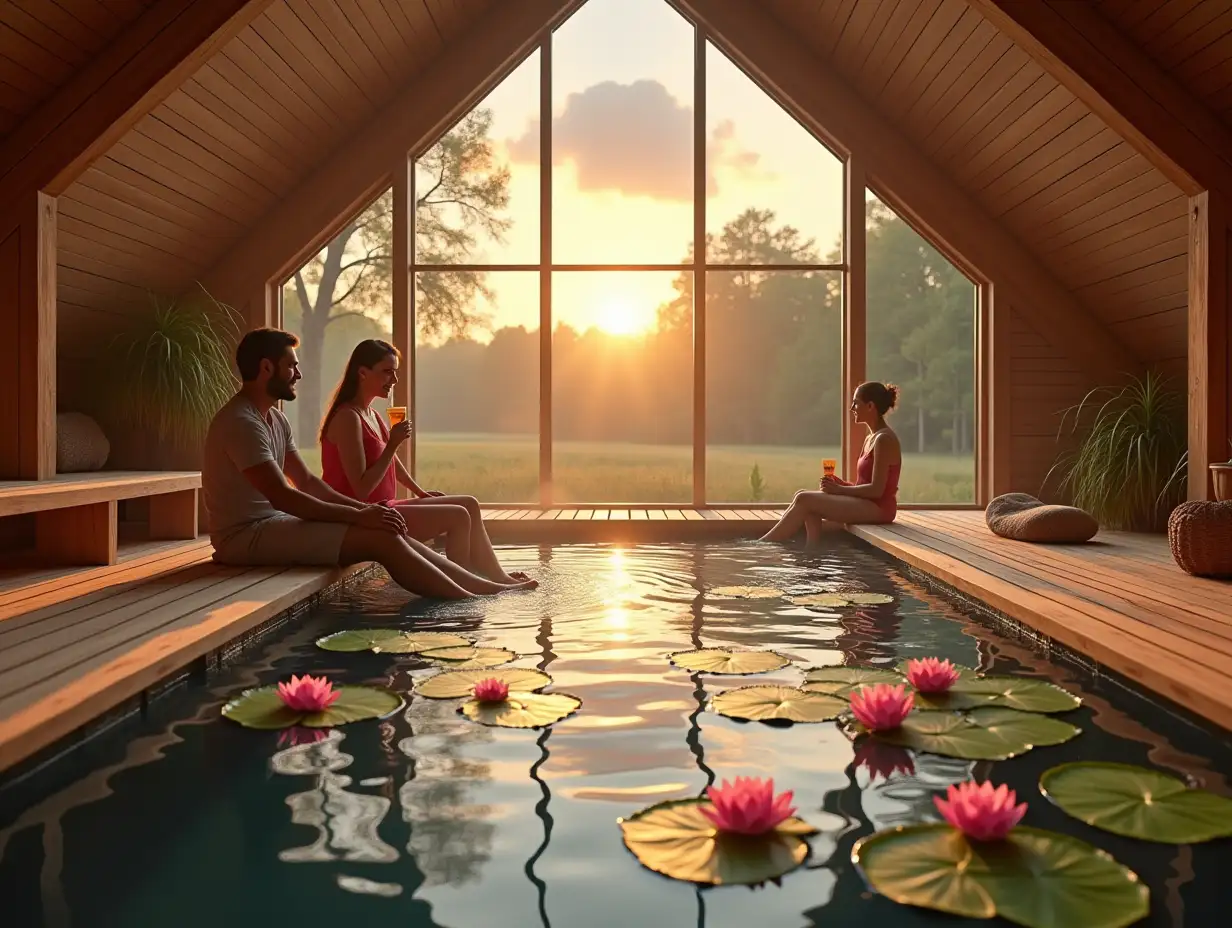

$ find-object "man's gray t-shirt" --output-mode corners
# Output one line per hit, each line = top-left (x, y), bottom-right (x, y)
(203, 394), (295, 540)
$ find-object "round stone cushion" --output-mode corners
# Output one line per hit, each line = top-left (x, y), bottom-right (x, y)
(56, 412), (110, 473)
(985, 492), (1098, 544)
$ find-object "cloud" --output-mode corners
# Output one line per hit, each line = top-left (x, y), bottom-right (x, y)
(506, 80), (764, 201)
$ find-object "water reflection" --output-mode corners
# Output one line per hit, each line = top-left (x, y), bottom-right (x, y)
(2, 540), (1231, 928)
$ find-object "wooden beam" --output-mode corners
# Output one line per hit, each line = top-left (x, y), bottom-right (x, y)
(1188, 191), (1231, 500)
(0, 193), (56, 480)
(201, 0), (583, 310)
(0, 0), (273, 241)
(964, 0), (1232, 198)
(843, 156), (866, 483)
(986, 284), (1013, 501)
(679, 0), (1139, 383)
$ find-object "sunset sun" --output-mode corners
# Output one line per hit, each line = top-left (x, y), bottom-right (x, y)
(596, 293), (653, 336)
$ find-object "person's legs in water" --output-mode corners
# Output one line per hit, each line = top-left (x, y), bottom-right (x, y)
(338, 527), (536, 596)
(398, 494), (529, 582)
(403, 533), (537, 593)
(761, 490), (889, 542)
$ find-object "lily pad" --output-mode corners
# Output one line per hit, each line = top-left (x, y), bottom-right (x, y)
(222, 684), (402, 729)
(459, 691), (581, 728)
(842, 592), (894, 605)
(710, 585), (783, 599)
(915, 675), (1081, 713)
(802, 665), (904, 696)
(419, 646), (517, 669)
(1039, 762), (1232, 844)
(867, 708), (1080, 761)
(712, 685), (847, 723)
(668, 648), (791, 675)
(315, 629), (473, 653)
(853, 823), (1148, 928)
(619, 797), (817, 885)
(787, 593), (853, 609)
(415, 667), (552, 700)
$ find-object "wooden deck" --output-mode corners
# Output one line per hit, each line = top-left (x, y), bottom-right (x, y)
(850, 511), (1232, 731)
(483, 506), (786, 542)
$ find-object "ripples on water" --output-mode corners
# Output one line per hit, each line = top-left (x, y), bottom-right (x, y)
(2, 539), (1230, 927)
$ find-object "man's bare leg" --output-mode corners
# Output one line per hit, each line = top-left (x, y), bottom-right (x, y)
(340, 527), (473, 599)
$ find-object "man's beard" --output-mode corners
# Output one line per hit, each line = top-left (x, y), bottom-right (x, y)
(266, 375), (296, 402)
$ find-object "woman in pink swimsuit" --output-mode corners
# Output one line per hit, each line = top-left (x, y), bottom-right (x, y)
(319, 340), (528, 584)
(760, 381), (903, 543)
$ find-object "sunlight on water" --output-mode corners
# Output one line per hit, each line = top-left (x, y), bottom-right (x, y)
(2, 540), (1230, 927)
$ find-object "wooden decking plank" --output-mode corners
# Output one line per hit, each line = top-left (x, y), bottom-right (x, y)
(894, 517), (1232, 650)
(665, 509), (687, 520)
(682, 509), (705, 521)
(848, 523), (1232, 729)
(0, 539), (211, 619)
(0, 564), (364, 772)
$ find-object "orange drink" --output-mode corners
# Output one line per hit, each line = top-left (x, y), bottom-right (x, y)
(387, 406), (407, 425)
(822, 459), (837, 478)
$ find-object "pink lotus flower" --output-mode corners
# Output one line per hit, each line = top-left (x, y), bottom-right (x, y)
(277, 675), (340, 713)
(853, 739), (915, 782)
(850, 683), (914, 731)
(473, 678), (510, 703)
(699, 776), (796, 836)
(906, 657), (961, 694)
(934, 780), (1027, 842)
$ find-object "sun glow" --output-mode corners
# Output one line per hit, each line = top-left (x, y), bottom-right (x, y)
(595, 293), (655, 336)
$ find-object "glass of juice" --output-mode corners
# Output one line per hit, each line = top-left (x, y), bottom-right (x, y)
(387, 406), (407, 425)
(820, 458), (836, 489)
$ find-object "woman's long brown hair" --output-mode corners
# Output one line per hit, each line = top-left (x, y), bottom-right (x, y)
(318, 338), (399, 444)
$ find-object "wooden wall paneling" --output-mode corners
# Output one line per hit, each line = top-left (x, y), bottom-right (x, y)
(200, 0), (580, 311)
(35, 501), (116, 566)
(0, 192), (56, 480)
(0, 0), (276, 245)
(1188, 190), (1230, 499)
(679, 0), (1139, 384)
(965, 0), (1232, 197)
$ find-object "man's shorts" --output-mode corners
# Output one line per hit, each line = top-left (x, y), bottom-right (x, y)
(211, 515), (349, 567)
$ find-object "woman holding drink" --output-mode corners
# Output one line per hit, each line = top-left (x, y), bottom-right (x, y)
(319, 339), (529, 584)
(760, 381), (902, 543)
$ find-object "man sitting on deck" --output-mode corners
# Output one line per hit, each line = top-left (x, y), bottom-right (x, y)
(202, 328), (536, 600)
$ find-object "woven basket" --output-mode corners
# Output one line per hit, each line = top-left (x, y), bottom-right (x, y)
(1168, 500), (1232, 577)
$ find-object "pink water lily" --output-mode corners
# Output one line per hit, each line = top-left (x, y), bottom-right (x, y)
(473, 678), (510, 703)
(906, 657), (961, 694)
(699, 776), (796, 836)
(277, 675), (340, 713)
(934, 780), (1027, 842)
(850, 683), (914, 731)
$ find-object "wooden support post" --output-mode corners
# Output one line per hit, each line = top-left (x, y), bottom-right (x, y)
(980, 282), (1010, 502)
(0, 192), (56, 480)
(392, 153), (413, 497)
(149, 489), (199, 540)
(693, 25), (707, 506)
(1188, 191), (1231, 500)
(36, 501), (117, 566)
(843, 157), (867, 482)
(539, 37), (553, 508)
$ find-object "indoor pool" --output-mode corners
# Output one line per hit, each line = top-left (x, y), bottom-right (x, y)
(1, 538), (1230, 927)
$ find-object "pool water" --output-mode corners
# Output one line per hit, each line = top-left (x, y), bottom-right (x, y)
(2, 539), (1230, 927)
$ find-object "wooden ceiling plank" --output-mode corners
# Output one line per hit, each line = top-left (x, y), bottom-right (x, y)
(108, 139), (262, 223)
(965, 0), (1232, 196)
(257, 5), (369, 121)
(830, 0), (885, 75)
(0, 7), (88, 69)
(1078, 253), (1185, 301)
(1005, 144), (1146, 228)
(45, 1), (119, 35)
(223, 35), (339, 138)
(0, 0), (274, 236)
(940, 66), (1053, 170)
(994, 127), (1124, 220)
(887, 6), (984, 124)
(1037, 185), (1183, 255)
(678, 0), (1138, 379)
(185, 68), (315, 166)
(201, 0), (579, 325)
(903, 18), (1001, 139)
(861, 0), (938, 98)
(925, 49), (1033, 156)
(123, 125), (270, 220)
(77, 162), (244, 238)
(136, 113), (279, 203)
(1151, 4), (1232, 70)
(297, 0), (393, 104)
(331, 0), (403, 91)
(877, 0), (966, 114)
(394, 0), (445, 56)
(0, 45), (58, 96)
(979, 112), (1109, 205)
(844, 0), (898, 79)
(851, 0), (916, 84)
(958, 90), (1080, 188)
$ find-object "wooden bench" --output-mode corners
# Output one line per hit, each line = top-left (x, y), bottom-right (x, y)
(0, 471), (202, 568)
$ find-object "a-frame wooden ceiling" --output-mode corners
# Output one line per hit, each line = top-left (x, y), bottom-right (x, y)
(18, 0), (1214, 375)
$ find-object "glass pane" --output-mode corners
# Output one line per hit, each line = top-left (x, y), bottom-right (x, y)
(281, 188), (394, 477)
(552, 271), (692, 503)
(415, 50), (539, 265)
(414, 271), (539, 503)
(705, 269), (842, 504)
(705, 42), (843, 265)
(551, 0), (694, 265)
(866, 193), (976, 504)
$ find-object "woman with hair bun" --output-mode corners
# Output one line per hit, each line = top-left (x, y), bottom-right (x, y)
(760, 381), (903, 543)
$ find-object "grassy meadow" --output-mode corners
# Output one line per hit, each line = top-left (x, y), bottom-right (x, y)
(296, 434), (975, 505)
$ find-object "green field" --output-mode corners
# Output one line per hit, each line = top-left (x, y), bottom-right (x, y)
(296, 434), (974, 504)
